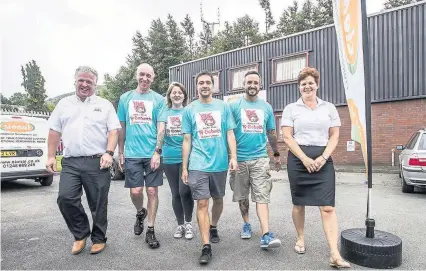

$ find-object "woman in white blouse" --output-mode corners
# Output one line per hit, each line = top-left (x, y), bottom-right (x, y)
(281, 67), (350, 269)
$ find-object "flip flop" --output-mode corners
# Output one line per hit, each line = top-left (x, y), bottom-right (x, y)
(294, 243), (306, 254)
(329, 257), (351, 269)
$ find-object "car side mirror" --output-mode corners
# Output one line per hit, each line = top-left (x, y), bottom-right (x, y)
(396, 145), (405, 150)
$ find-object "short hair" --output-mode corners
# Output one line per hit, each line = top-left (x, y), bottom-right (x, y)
(166, 82), (188, 108)
(195, 70), (214, 85)
(75, 66), (98, 83)
(135, 63), (155, 79)
(297, 67), (320, 85)
(243, 70), (261, 84)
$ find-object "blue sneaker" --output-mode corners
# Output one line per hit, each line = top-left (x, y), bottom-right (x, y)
(260, 232), (281, 249)
(240, 222), (252, 239)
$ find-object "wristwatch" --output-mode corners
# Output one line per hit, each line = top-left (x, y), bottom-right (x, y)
(155, 147), (162, 155)
(106, 150), (114, 156)
(273, 151), (280, 157)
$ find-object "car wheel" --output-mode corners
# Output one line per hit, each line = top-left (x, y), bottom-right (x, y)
(40, 175), (54, 186)
(110, 161), (124, 180)
(401, 168), (414, 193)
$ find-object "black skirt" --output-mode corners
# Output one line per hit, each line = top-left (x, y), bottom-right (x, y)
(287, 145), (336, 207)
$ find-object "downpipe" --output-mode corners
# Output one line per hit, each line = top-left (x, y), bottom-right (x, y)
(391, 148), (395, 167)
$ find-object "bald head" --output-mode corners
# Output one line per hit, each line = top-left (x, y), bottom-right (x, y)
(136, 63), (155, 92)
(136, 63), (155, 76)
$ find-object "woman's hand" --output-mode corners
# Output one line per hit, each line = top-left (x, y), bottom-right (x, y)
(314, 156), (327, 171)
(301, 157), (317, 173)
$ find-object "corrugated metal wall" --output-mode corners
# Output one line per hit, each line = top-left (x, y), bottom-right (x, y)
(169, 2), (426, 112)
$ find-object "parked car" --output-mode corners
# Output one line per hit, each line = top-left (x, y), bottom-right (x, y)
(110, 151), (124, 180)
(397, 128), (426, 193)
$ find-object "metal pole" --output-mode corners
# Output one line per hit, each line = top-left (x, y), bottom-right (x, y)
(360, 0), (375, 238)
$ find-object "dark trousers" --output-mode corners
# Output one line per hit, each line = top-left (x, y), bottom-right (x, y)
(163, 163), (194, 225)
(57, 157), (111, 243)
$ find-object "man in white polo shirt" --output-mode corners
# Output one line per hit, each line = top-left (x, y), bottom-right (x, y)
(46, 66), (121, 255)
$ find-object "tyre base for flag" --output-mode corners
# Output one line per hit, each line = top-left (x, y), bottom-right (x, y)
(340, 228), (402, 269)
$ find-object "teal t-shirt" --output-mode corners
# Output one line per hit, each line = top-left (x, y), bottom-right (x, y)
(117, 89), (166, 158)
(182, 98), (236, 172)
(158, 107), (184, 164)
(229, 97), (275, 162)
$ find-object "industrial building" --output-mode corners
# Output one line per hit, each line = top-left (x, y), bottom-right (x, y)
(169, 2), (426, 166)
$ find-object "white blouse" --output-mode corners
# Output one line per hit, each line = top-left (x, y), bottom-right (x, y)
(280, 98), (341, 146)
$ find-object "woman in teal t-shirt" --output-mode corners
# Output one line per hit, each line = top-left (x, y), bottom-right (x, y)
(158, 82), (194, 239)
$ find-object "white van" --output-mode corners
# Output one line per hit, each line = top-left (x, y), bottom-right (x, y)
(0, 114), (54, 186)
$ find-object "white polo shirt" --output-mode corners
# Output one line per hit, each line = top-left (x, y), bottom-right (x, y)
(280, 97), (341, 146)
(48, 94), (122, 158)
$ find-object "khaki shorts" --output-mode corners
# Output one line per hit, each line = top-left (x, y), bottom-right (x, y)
(229, 157), (272, 203)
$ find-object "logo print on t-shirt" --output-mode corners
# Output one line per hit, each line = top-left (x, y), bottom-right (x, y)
(129, 100), (153, 125)
(166, 115), (182, 136)
(196, 111), (221, 139)
(241, 109), (264, 133)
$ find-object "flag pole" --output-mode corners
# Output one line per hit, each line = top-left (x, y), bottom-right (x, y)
(360, 0), (375, 238)
(337, 1), (402, 268)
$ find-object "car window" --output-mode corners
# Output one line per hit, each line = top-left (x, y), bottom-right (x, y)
(418, 134), (426, 150)
(406, 132), (420, 150)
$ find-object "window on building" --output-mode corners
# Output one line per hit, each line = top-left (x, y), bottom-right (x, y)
(229, 64), (258, 91)
(212, 72), (220, 94)
(272, 53), (308, 84)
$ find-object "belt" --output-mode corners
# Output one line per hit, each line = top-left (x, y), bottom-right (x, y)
(65, 154), (103, 159)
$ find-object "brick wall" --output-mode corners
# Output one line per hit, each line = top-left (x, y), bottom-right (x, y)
(269, 98), (426, 166)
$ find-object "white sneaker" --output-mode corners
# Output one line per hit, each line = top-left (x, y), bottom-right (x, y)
(185, 222), (194, 240)
(174, 225), (185, 238)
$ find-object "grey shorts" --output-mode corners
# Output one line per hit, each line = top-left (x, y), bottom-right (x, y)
(188, 170), (228, 200)
(229, 157), (272, 203)
(124, 158), (164, 188)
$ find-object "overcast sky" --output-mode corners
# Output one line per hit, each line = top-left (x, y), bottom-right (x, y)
(1, 0), (384, 98)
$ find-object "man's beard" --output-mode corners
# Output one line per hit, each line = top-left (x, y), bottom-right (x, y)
(246, 88), (259, 96)
(199, 88), (211, 98)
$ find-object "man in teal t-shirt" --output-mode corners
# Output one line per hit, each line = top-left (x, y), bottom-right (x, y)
(117, 63), (165, 249)
(228, 70), (282, 250)
(181, 70), (238, 265)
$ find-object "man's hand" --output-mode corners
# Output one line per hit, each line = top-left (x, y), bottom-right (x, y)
(150, 152), (161, 171)
(229, 157), (238, 171)
(314, 156), (327, 172)
(100, 153), (113, 169)
(118, 153), (125, 172)
(273, 156), (281, 172)
(181, 168), (188, 185)
(301, 156), (317, 173)
(46, 156), (57, 173)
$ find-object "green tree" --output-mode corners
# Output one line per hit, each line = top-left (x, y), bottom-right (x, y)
(103, 66), (137, 108)
(167, 14), (188, 64)
(276, 0), (333, 37)
(259, 0), (275, 34)
(46, 101), (56, 112)
(210, 15), (263, 54)
(147, 18), (172, 94)
(181, 14), (196, 60)
(21, 60), (47, 111)
(313, 0), (334, 27)
(9, 92), (28, 106)
(384, 0), (422, 9)
(1, 94), (10, 104)
(198, 22), (213, 57)
(276, 0), (303, 36)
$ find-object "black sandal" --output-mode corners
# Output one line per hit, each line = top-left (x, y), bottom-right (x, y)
(145, 230), (160, 249)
